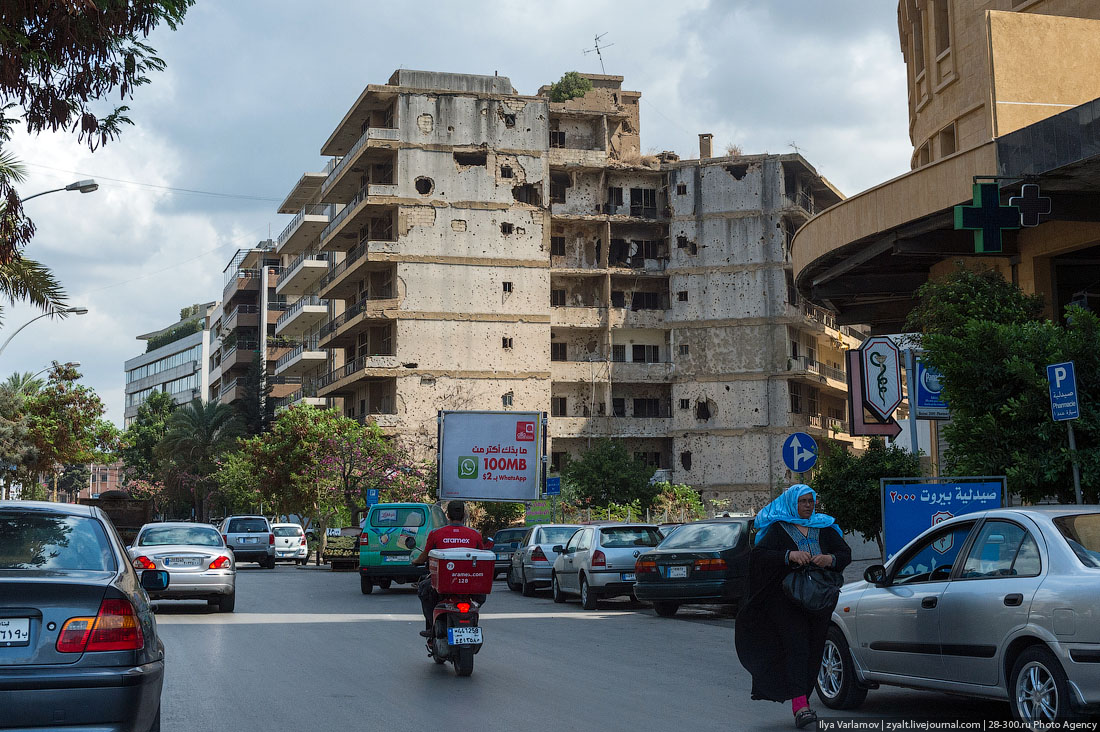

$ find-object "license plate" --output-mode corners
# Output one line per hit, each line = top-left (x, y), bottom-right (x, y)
(447, 627), (483, 645)
(167, 557), (202, 567)
(620, 572), (636, 582)
(239, 537), (255, 544)
(668, 565), (688, 579)
(0, 618), (30, 647)
(496, 552), (509, 560)
(383, 555), (408, 563)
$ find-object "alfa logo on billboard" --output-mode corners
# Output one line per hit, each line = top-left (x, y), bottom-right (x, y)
(516, 421), (535, 441)
(457, 456), (478, 479)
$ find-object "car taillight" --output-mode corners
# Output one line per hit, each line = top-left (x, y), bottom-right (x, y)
(57, 598), (144, 653)
(636, 559), (657, 574)
(268, 533), (275, 545)
(456, 602), (471, 614)
(132, 556), (155, 570)
(531, 546), (548, 563)
(591, 550), (606, 567)
(359, 533), (370, 546)
(209, 556), (231, 569)
(222, 535), (228, 545)
(300, 535), (307, 545)
(694, 558), (727, 571)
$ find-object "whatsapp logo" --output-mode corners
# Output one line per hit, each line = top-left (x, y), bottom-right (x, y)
(457, 456), (478, 479)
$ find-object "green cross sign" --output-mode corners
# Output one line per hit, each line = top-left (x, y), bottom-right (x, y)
(953, 182), (1020, 254)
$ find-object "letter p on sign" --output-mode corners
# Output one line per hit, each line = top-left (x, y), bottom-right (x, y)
(1053, 366), (1068, 387)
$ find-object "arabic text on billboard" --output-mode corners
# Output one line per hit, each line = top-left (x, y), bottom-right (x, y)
(439, 411), (541, 501)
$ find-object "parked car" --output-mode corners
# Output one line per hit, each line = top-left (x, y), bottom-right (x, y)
(272, 522), (309, 565)
(507, 523), (582, 596)
(129, 521), (236, 612)
(0, 500), (169, 731)
(491, 527), (528, 580)
(817, 506), (1100, 723)
(358, 502), (446, 594)
(551, 523), (663, 609)
(219, 515), (275, 568)
(633, 517), (751, 617)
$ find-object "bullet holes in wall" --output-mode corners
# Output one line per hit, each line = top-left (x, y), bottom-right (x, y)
(415, 177), (434, 195)
(417, 113), (434, 134)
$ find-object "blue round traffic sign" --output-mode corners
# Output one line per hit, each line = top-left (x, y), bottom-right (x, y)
(782, 432), (818, 473)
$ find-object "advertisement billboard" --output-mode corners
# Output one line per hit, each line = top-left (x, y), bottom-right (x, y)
(438, 411), (544, 501)
(880, 477), (1005, 561)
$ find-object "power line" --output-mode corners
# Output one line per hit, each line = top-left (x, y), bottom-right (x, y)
(25, 162), (282, 203)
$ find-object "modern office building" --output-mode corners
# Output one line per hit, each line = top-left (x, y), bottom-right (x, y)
(123, 303), (217, 426)
(274, 69), (866, 508)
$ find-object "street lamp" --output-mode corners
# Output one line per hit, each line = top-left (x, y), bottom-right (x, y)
(0, 306), (89, 357)
(18, 361), (80, 394)
(19, 179), (99, 203)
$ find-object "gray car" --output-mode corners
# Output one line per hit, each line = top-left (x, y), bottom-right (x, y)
(507, 523), (581, 596)
(219, 515), (275, 568)
(550, 523), (663, 609)
(0, 500), (168, 732)
(130, 522), (236, 612)
(818, 507), (1100, 723)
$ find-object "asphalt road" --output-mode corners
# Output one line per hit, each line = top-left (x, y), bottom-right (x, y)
(154, 565), (1010, 732)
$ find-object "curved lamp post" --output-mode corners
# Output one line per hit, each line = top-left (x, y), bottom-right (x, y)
(19, 179), (99, 203)
(0, 306), (88, 357)
(18, 361), (80, 394)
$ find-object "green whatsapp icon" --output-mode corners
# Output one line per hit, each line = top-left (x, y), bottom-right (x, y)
(457, 456), (478, 479)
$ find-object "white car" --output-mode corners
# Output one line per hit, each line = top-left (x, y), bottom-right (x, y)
(129, 521), (236, 612)
(551, 523), (663, 609)
(272, 523), (309, 565)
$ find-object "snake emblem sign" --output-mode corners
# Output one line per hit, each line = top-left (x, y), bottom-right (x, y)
(859, 336), (903, 421)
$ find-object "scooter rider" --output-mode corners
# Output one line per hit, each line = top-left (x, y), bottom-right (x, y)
(411, 501), (485, 637)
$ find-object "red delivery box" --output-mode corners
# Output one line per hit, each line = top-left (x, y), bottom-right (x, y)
(429, 549), (496, 594)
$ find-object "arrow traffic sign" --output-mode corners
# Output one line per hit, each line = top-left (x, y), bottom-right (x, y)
(783, 432), (818, 473)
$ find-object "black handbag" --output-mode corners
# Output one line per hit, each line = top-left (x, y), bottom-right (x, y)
(781, 565), (843, 614)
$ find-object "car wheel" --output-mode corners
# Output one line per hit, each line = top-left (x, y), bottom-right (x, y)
(378, 579), (392, 590)
(816, 626), (868, 710)
(653, 601), (680, 617)
(506, 566), (522, 593)
(218, 591), (236, 613)
(552, 573), (565, 603)
(1010, 646), (1077, 722)
(360, 576), (373, 595)
(580, 575), (598, 610)
(521, 570), (536, 597)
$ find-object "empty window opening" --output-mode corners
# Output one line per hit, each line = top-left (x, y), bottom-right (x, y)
(631, 291), (666, 311)
(689, 242), (698, 255)
(502, 391), (514, 408)
(629, 188), (657, 218)
(676, 183), (687, 195)
(501, 222), (514, 235)
(551, 289), (566, 307)
(612, 398), (626, 417)
(454, 150), (487, 167)
(551, 452), (565, 472)
(679, 398), (690, 410)
(550, 236), (566, 256)
(414, 177), (434, 195)
(676, 235), (689, 249)
(551, 397), (567, 417)
(610, 290), (626, 308)
(725, 164), (748, 180)
(500, 165), (513, 179)
(549, 130), (566, 148)
(512, 184), (538, 203)
(677, 291), (688, 302)
(680, 451), (692, 470)
(607, 186), (624, 210)
(612, 345), (626, 362)
(551, 342), (567, 361)
(695, 400), (711, 421)
(679, 344), (689, 355)
(502, 113), (516, 128)
(632, 344), (660, 363)
(502, 337), (513, 349)
(502, 281), (513, 293)
(633, 398), (662, 418)
(939, 124), (956, 157)
(550, 173), (571, 204)
(635, 451), (662, 467)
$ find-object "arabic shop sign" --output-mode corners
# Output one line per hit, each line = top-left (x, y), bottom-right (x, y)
(438, 410), (543, 502)
(880, 477), (1005, 561)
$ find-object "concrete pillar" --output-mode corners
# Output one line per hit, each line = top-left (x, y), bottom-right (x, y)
(698, 133), (713, 159)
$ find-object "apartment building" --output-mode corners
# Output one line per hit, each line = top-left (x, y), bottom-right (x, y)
(274, 69), (865, 508)
(123, 303), (217, 426)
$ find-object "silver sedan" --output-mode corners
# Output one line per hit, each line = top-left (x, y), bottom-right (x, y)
(817, 506), (1100, 723)
(129, 522), (236, 612)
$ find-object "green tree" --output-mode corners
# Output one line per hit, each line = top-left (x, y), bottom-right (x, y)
(211, 450), (261, 516)
(2, 371), (43, 395)
(473, 502), (524, 536)
(0, 384), (33, 499)
(57, 463), (90, 500)
(561, 439), (659, 509)
(119, 390), (176, 484)
(157, 398), (243, 520)
(811, 438), (922, 552)
(904, 264), (1044, 341)
(235, 350), (271, 436)
(548, 71), (593, 103)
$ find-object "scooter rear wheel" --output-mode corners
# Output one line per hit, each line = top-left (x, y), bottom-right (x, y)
(454, 646), (474, 677)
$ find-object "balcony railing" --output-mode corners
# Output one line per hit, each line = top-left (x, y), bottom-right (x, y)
(222, 304), (259, 327)
(313, 352), (396, 391)
(277, 251), (329, 288)
(276, 295), (325, 329)
(218, 378), (239, 399)
(224, 269), (260, 293)
(318, 240), (367, 290)
(320, 127), (399, 198)
(320, 184), (371, 243)
(801, 301), (837, 330)
(275, 339), (321, 371)
(789, 356), (846, 383)
(277, 203), (333, 249)
(784, 190), (815, 216)
(318, 292), (394, 338)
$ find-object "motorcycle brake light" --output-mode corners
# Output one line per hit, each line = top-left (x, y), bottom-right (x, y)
(457, 602), (471, 614)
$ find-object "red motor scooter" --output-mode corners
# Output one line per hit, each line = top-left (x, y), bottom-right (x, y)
(426, 548), (495, 676)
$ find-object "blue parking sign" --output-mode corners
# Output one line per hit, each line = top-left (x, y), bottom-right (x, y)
(545, 476), (561, 496)
(1047, 361), (1079, 421)
(365, 488), (380, 506)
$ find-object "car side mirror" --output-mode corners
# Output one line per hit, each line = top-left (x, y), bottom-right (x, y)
(141, 570), (170, 592)
(864, 564), (887, 586)
(552, 545), (564, 554)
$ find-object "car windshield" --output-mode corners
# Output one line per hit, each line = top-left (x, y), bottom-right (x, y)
(140, 526), (222, 547)
(494, 530), (524, 543)
(0, 511), (116, 571)
(1053, 513), (1100, 568)
(537, 526), (579, 545)
(600, 527), (662, 548)
(659, 522), (743, 550)
(273, 527), (303, 537)
(227, 518), (268, 533)
(371, 508), (424, 528)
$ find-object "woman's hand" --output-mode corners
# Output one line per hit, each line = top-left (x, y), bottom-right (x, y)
(789, 551), (812, 566)
(810, 554), (834, 568)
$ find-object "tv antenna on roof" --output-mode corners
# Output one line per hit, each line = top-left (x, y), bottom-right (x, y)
(583, 33), (614, 74)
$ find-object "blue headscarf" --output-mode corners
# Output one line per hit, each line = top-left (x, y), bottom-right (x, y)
(753, 484), (841, 544)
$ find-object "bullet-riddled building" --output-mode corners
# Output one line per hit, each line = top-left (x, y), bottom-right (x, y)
(273, 69), (865, 510)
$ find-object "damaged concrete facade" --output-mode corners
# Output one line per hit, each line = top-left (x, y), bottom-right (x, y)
(272, 69), (865, 509)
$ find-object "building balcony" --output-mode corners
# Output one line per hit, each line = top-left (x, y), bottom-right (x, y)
(220, 304), (259, 334)
(550, 306), (606, 329)
(789, 412), (852, 440)
(608, 307), (667, 329)
(217, 344), (258, 371)
(273, 340), (327, 377)
(276, 252), (330, 297)
(609, 361), (675, 382)
(549, 415), (673, 439)
(314, 357), (399, 397)
(317, 242), (397, 301)
(223, 269), (261, 299)
(274, 295), (328, 337)
(782, 190), (816, 218)
(272, 387), (331, 413)
(277, 163), (334, 215)
(217, 378), (244, 404)
(787, 356), (848, 392)
(319, 127), (400, 201)
(276, 204), (332, 256)
(319, 184), (398, 251)
(550, 359), (607, 383)
(317, 296), (397, 348)
(547, 147), (608, 169)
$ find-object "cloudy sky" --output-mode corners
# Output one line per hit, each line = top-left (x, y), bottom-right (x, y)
(4, 0), (911, 426)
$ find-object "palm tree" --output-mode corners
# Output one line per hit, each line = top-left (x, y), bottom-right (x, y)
(157, 399), (244, 520)
(2, 371), (44, 397)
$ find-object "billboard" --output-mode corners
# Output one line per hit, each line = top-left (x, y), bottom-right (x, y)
(438, 411), (544, 501)
(880, 477), (1005, 561)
